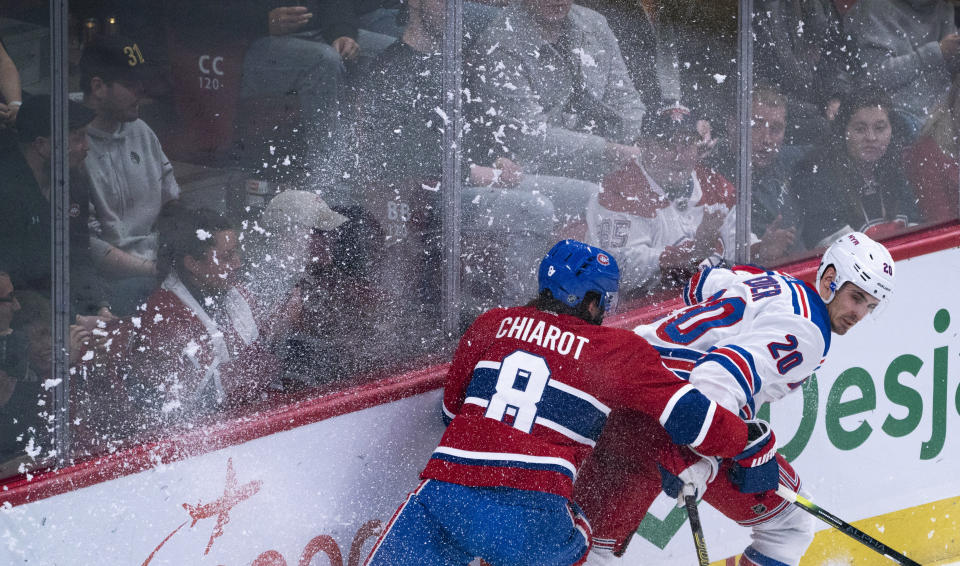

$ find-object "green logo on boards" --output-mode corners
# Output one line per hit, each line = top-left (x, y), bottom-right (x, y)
(635, 308), (960, 548)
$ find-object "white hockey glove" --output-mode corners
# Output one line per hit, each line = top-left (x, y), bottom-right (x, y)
(660, 455), (720, 508)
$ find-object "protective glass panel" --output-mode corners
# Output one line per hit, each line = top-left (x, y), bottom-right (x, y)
(464, 0), (743, 306)
(21, 0), (957, 481)
(752, 0), (959, 265)
(50, 0), (447, 464)
(0, 6), (56, 478)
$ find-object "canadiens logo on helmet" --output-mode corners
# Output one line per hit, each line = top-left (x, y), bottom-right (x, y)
(597, 253), (610, 266)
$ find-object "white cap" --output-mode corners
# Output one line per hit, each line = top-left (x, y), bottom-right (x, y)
(261, 190), (348, 233)
(816, 231), (895, 305)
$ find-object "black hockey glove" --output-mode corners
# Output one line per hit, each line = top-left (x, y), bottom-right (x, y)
(728, 419), (780, 494)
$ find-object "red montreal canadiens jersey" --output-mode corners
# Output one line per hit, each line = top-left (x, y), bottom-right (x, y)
(636, 265), (832, 419)
(421, 306), (750, 499)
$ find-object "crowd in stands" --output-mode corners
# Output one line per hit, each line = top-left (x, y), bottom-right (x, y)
(2, 0), (960, 473)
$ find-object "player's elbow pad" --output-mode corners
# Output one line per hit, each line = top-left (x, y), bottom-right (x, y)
(660, 386), (715, 447)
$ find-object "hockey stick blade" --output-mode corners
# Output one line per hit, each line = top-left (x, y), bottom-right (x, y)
(776, 485), (921, 566)
(684, 485), (710, 566)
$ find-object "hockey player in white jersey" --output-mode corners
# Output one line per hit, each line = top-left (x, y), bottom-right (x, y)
(573, 231), (895, 565)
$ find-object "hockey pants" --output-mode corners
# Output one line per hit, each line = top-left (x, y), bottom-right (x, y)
(573, 411), (814, 566)
(365, 479), (592, 566)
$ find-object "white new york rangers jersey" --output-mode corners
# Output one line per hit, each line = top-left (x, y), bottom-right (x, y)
(634, 265), (832, 418)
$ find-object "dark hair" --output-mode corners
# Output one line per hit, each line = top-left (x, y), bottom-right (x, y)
(79, 60), (127, 96)
(157, 203), (235, 277)
(15, 94), (97, 142)
(80, 67), (107, 96)
(326, 206), (385, 279)
(828, 89), (906, 158)
(529, 290), (602, 325)
(714, 82), (786, 128)
(752, 83), (787, 112)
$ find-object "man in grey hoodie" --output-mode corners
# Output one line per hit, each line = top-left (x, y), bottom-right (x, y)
(846, 0), (960, 135)
(80, 35), (180, 315)
(468, 0), (647, 183)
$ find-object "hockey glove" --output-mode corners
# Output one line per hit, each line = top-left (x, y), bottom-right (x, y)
(659, 456), (719, 508)
(727, 419), (779, 494)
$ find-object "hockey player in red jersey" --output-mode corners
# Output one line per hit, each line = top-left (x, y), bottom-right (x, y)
(574, 232), (896, 565)
(365, 239), (779, 566)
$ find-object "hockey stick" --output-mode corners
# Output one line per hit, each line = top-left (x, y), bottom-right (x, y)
(683, 485), (710, 566)
(776, 485), (921, 566)
(613, 485), (708, 560)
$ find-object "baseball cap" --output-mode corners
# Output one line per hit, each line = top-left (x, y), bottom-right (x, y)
(261, 191), (349, 233)
(79, 35), (156, 84)
(16, 94), (97, 143)
(641, 101), (700, 142)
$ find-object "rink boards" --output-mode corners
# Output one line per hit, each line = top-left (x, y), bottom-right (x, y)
(0, 229), (958, 565)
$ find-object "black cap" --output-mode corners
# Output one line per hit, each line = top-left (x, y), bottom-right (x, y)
(16, 94), (97, 143)
(641, 101), (700, 141)
(79, 35), (156, 83)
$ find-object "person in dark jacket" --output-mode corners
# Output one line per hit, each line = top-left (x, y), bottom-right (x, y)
(166, 0), (398, 184)
(0, 95), (109, 317)
(792, 89), (919, 249)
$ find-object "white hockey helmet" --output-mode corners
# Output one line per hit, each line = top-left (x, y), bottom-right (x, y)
(816, 231), (895, 307)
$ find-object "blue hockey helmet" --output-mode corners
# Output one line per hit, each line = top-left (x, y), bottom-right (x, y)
(538, 240), (621, 312)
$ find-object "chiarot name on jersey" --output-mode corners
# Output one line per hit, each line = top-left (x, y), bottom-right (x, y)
(495, 316), (591, 360)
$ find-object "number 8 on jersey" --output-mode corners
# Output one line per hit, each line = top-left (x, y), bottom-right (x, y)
(485, 350), (551, 433)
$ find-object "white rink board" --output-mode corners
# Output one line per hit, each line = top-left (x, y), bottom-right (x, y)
(0, 391), (447, 565)
(2, 248), (959, 565)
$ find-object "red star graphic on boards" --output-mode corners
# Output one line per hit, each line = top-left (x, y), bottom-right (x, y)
(182, 457), (263, 555)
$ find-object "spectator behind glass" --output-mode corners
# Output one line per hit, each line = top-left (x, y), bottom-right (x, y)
(244, 190), (347, 386)
(845, 0), (959, 136)
(585, 102), (795, 296)
(0, 272), (25, 414)
(752, 0), (855, 144)
(246, 190), (348, 316)
(468, 0), (647, 183)
(128, 205), (281, 428)
(0, 290), (95, 467)
(585, 102), (737, 295)
(0, 37), (22, 128)
(286, 204), (407, 385)
(0, 288), (46, 466)
(0, 95), (112, 317)
(359, 0), (587, 318)
(793, 90), (919, 249)
(704, 84), (805, 260)
(80, 35), (180, 316)
(164, 0), (400, 186)
(574, 0), (683, 107)
(904, 72), (960, 223)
